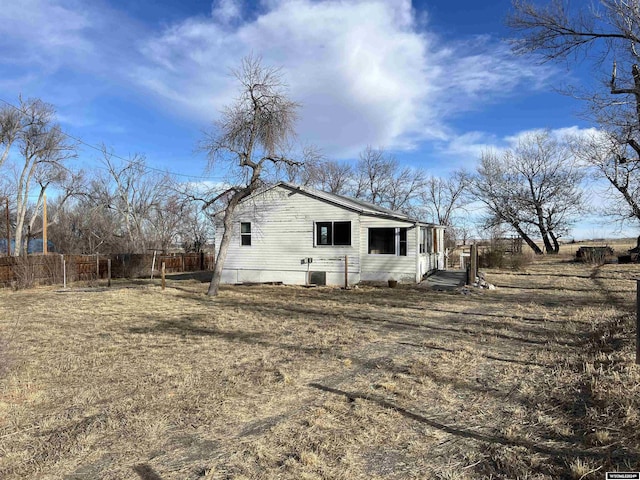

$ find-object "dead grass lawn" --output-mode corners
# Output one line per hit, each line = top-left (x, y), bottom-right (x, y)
(0, 258), (639, 479)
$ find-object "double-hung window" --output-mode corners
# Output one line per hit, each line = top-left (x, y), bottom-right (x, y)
(240, 222), (251, 246)
(315, 221), (351, 246)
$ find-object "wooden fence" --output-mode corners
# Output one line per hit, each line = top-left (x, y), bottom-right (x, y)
(0, 252), (215, 288)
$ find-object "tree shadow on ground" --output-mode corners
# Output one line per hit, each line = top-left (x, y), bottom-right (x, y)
(308, 382), (640, 476)
(165, 271), (212, 283)
(133, 464), (163, 480)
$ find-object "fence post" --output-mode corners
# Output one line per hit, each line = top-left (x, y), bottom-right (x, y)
(5, 197), (10, 256)
(468, 244), (477, 285)
(107, 259), (111, 287)
(150, 250), (156, 279)
(344, 255), (348, 289)
(63, 258), (67, 289)
(636, 279), (639, 365)
(161, 262), (166, 291)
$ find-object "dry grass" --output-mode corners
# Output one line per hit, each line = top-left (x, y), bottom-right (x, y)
(0, 258), (639, 479)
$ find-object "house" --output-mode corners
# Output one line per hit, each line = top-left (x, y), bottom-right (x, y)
(214, 182), (445, 286)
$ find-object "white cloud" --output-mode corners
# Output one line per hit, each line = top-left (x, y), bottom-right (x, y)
(133, 0), (554, 157)
(436, 126), (605, 172)
(0, 0), (556, 159)
(211, 0), (244, 24)
(503, 126), (602, 146)
(0, 0), (94, 67)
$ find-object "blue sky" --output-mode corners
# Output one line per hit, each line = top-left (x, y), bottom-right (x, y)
(0, 0), (626, 238)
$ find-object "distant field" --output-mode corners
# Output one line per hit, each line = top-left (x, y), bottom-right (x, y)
(558, 238), (637, 256)
(1, 258), (639, 479)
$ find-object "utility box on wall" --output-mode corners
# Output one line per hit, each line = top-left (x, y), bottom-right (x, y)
(309, 271), (326, 286)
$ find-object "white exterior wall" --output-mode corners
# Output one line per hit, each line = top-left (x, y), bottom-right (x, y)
(359, 217), (420, 282)
(215, 186), (361, 286)
(215, 185), (447, 286)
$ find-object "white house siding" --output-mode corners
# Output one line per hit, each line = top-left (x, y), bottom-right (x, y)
(359, 217), (421, 282)
(216, 186), (361, 285)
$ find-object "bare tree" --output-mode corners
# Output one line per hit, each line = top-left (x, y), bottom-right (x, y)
(2, 98), (77, 255)
(307, 159), (354, 195)
(49, 148), (175, 255)
(571, 130), (640, 225)
(353, 146), (426, 215)
(24, 167), (85, 250)
(508, 0), (640, 227)
(0, 103), (21, 170)
(176, 202), (214, 253)
(420, 170), (471, 246)
(91, 148), (174, 253)
(475, 150), (544, 254)
(473, 130), (585, 254)
(275, 145), (324, 187)
(201, 55), (299, 296)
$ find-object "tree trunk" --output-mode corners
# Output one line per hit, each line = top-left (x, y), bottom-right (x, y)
(207, 194), (242, 296)
(549, 230), (560, 254)
(542, 232), (555, 254)
(513, 223), (543, 255)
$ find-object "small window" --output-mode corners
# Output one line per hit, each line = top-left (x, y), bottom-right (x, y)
(315, 221), (351, 246)
(316, 222), (332, 245)
(241, 222), (251, 246)
(419, 227), (426, 254)
(399, 228), (407, 256)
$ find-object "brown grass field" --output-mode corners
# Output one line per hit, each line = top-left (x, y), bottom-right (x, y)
(1, 249), (640, 479)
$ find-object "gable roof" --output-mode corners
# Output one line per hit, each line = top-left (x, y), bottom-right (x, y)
(213, 181), (443, 227)
(262, 182), (440, 226)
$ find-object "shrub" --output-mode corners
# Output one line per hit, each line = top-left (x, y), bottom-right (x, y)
(479, 248), (533, 271)
(479, 247), (506, 269)
(508, 251), (534, 271)
(9, 255), (64, 290)
(576, 246), (614, 265)
(11, 256), (37, 289)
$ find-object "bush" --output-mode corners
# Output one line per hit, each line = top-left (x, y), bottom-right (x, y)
(576, 246), (614, 265)
(508, 251), (534, 271)
(479, 248), (533, 271)
(479, 248), (506, 269)
(8, 255), (64, 290)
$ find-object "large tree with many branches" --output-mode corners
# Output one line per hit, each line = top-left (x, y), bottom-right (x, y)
(200, 55), (300, 296)
(508, 0), (640, 228)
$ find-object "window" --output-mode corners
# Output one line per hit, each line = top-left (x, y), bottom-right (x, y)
(315, 221), (351, 246)
(399, 228), (407, 256)
(334, 222), (351, 245)
(419, 227), (426, 254)
(368, 227), (407, 255)
(426, 227), (434, 253)
(241, 222), (251, 246)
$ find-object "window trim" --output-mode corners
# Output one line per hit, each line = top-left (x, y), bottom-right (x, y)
(368, 227), (408, 256)
(240, 222), (252, 246)
(314, 221), (351, 247)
